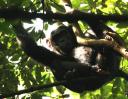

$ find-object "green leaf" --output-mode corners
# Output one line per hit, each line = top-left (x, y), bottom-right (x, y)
(71, 0), (80, 8)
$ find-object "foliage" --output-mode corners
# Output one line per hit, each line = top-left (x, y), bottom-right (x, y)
(0, 0), (128, 99)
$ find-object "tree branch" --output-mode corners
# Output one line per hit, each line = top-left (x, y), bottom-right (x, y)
(0, 80), (66, 98)
(77, 36), (128, 59)
(0, 8), (128, 22)
(0, 77), (102, 98)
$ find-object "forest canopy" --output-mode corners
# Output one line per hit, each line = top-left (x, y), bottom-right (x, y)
(1, 0), (128, 99)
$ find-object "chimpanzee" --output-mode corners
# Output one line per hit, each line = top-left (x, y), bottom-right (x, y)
(50, 25), (99, 64)
(48, 25), (119, 72)
(13, 22), (128, 93)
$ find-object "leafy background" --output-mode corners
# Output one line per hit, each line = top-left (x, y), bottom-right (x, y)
(1, 0), (128, 98)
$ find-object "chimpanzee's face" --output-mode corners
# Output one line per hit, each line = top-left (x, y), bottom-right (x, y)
(52, 30), (75, 53)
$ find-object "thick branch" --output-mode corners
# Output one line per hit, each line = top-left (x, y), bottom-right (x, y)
(0, 8), (128, 22)
(0, 77), (103, 98)
(77, 36), (128, 59)
(0, 81), (66, 98)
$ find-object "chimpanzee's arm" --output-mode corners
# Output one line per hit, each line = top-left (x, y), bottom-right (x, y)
(13, 23), (71, 66)
(86, 19), (125, 46)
